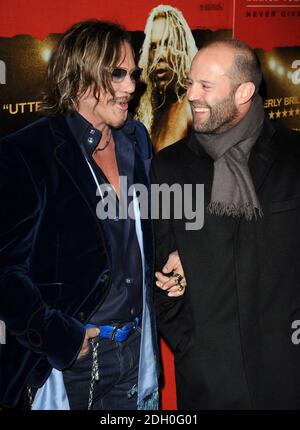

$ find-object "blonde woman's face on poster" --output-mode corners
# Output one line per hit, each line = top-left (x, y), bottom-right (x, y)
(149, 17), (177, 91)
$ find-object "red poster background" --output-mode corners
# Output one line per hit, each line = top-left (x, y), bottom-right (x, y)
(233, 0), (300, 50)
(0, 0), (233, 38)
(0, 0), (299, 410)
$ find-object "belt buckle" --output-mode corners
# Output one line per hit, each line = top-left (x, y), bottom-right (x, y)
(120, 323), (131, 342)
(111, 325), (119, 341)
(110, 315), (140, 342)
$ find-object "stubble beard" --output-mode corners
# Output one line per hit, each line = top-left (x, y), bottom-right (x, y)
(192, 90), (240, 134)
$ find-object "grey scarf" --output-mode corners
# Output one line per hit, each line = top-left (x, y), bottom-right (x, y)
(194, 95), (265, 221)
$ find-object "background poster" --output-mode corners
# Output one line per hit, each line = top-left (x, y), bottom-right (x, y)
(0, 0), (299, 409)
(233, 0), (300, 132)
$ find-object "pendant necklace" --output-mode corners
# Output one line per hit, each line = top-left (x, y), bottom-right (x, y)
(94, 128), (112, 152)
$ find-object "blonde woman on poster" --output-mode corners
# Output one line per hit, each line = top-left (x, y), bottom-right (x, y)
(136, 5), (198, 152)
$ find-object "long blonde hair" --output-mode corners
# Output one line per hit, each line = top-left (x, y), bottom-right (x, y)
(135, 5), (197, 132)
(42, 20), (131, 115)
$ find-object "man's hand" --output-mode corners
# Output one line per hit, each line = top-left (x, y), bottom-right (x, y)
(155, 250), (187, 297)
(77, 327), (100, 360)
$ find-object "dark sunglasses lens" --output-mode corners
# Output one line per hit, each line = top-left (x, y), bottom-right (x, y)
(130, 69), (142, 82)
(111, 68), (127, 82)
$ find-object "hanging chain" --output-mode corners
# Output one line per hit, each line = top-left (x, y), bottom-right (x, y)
(26, 338), (100, 411)
(27, 387), (33, 409)
(87, 337), (100, 410)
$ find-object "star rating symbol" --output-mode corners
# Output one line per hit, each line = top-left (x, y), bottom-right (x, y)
(266, 106), (300, 120)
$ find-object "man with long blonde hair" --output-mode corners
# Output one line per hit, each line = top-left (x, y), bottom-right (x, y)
(0, 19), (185, 411)
(136, 5), (197, 152)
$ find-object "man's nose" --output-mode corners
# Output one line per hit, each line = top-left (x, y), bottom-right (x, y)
(122, 73), (136, 94)
(155, 45), (168, 62)
(187, 84), (203, 102)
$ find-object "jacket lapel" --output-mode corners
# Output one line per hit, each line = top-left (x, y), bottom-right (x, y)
(114, 127), (135, 253)
(248, 118), (279, 194)
(49, 115), (112, 258)
(185, 133), (214, 206)
(132, 130), (154, 267)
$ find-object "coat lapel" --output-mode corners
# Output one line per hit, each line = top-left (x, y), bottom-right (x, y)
(185, 133), (214, 206)
(114, 127), (135, 253)
(49, 115), (112, 258)
(248, 118), (279, 194)
(132, 130), (154, 268)
(49, 115), (154, 267)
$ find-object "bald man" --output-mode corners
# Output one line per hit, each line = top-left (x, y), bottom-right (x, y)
(152, 40), (300, 409)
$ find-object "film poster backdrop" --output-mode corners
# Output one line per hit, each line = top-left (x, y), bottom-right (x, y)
(0, 0), (300, 409)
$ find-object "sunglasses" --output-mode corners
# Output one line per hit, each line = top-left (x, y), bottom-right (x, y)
(110, 67), (142, 83)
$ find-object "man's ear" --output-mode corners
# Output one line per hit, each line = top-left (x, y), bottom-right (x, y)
(235, 81), (256, 106)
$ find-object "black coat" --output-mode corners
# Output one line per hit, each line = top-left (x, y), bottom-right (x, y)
(0, 114), (157, 408)
(151, 119), (300, 409)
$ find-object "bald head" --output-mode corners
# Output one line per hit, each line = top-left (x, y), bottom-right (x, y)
(192, 44), (235, 88)
(199, 40), (262, 93)
(187, 39), (261, 133)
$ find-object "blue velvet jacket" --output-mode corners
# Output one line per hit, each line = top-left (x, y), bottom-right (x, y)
(0, 114), (158, 408)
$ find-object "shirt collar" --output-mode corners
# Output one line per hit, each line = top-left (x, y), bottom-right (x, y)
(65, 111), (137, 159)
(65, 111), (102, 159)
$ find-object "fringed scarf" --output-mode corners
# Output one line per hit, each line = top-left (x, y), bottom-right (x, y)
(194, 95), (265, 221)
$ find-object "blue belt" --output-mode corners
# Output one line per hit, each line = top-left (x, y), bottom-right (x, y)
(85, 313), (142, 343)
